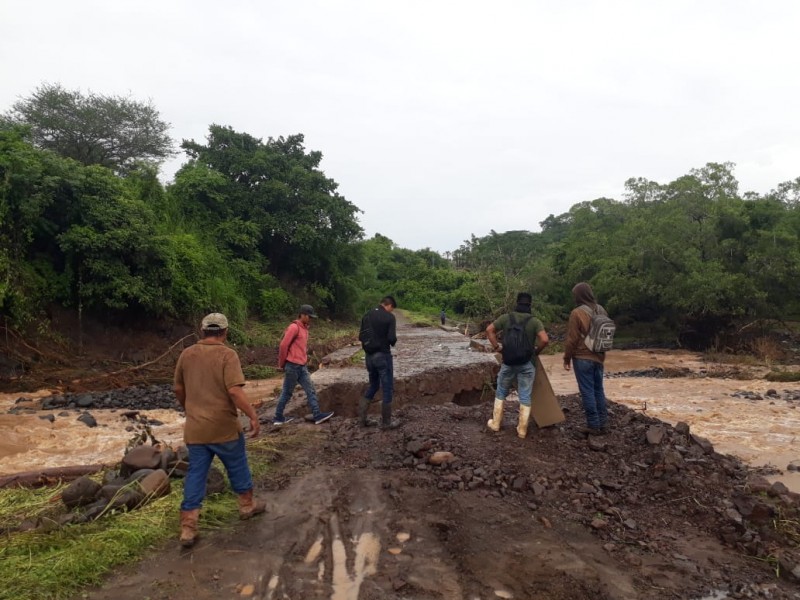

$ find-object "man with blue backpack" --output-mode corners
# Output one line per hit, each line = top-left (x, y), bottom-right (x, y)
(485, 292), (549, 439)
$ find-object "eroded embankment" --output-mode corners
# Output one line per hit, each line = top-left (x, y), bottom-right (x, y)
(281, 322), (499, 418)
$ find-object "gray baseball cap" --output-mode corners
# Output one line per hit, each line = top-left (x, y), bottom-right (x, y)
(299, 305), (318, 318)
(201, 312), (229, 329)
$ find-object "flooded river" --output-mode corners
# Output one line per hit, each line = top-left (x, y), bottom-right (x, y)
(540, 350), (800, 492)
(2, 350), (799, 493)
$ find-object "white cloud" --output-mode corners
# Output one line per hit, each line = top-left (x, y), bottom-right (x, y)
(2, 0), (799, 252)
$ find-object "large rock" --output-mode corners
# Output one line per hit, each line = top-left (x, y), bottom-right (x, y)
(207, 466), (227, 495)
(429, 451), (455, 465)
(100, 484), (126, 501)
(646, 425), (665, 445)
(77, 413), (97, 428)
(121, 446), (163, 474)
(108, 488), (145, 511)
(124, 469), (156, 484)
(732, 493), (774, 525)
(62, 476), (101, 508)
(137, 469), (171, 498)
(690, 433), (714, 454)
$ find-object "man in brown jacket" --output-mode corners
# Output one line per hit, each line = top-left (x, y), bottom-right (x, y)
(174, 312), (266, 547)
(563, 283), (609, 435)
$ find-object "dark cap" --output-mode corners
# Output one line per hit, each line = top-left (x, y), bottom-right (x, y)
(516, 292), (532, 305)
(299, 304), (318, 318)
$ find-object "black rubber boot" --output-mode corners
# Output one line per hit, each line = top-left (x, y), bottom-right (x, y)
(358, 397), (378, 427)
(380, 403), (400, 430)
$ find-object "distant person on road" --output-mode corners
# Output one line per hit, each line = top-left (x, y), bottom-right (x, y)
(440, 309), (446, 326)
(563, 282), (610, 435)
(358, 296), (399, 429)
(174, 312), (266, 548)
(273, 305), (334, 426)
(485, 292), (549, 439)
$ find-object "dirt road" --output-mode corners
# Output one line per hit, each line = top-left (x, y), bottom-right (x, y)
(80, 321), (800, 600)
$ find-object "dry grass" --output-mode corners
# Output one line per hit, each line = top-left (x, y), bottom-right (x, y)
(750, 336), (786, 363)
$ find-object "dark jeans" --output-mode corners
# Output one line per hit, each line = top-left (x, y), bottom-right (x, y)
(275, 362), (322, 419)
(573, 358), (608, 429)
(181, 433), (253, 510)
(364, 351), (394, 404)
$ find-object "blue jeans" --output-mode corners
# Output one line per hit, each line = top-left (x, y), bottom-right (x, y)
(275, 362), (322, 419)
(364, 351), (393, 404)
(573, 358), (608, 429)
(181, 433), (253, 510)
(495, 361), (535, 407)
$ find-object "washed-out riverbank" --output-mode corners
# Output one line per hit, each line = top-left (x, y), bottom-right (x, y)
(2, 346), (799, 492)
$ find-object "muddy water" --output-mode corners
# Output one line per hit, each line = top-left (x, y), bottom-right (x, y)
(3, 345), (799, 495)
(540, 350), (800, 492)
(0, 378), (282, 477)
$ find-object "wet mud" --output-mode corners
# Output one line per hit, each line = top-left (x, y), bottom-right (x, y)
(74, 321), (800, 600)
(4, 319), (800, 598)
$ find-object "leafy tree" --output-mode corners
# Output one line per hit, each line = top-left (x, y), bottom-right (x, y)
(177, 126), (364, 315)
(3, 83), (173, 175)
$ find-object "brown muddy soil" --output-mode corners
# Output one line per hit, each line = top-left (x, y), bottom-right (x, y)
(83, 397), (800, 600)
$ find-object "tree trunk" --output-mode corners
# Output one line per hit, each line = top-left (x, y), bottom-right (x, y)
(0, 464), (105, 489)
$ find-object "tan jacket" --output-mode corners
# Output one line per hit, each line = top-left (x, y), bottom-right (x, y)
(563, 306), (605, 364)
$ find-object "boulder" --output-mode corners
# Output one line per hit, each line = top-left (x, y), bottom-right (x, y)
(124, 469), (156, 484)
(646, 425), (665, 445)
(746, 475), (771, 494)
(77, 413), (97, 428)
(207, 466), (227, 495)
(62, 476), (101, 508)
(690, 434), (714, 454)
(121, 445), (163, 474)
(100, 484), (126, 501)
(82, 498), (110, 521)
(768, 481), (790, 498)
(137, 469), (171, 498)
(108, 488), (145, 511)
(429, 451), (455, 465)
(674, 422), (690, 436)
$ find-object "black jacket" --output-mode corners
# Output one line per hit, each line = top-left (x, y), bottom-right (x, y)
(360, 306), (397, 354)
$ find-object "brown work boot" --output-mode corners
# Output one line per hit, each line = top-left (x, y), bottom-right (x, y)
(237, 489), (267, 520)
(578, 426), (603, 436)
(179, 508), (200, 548)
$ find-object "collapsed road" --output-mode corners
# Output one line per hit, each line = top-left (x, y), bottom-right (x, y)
(78, 317), (800, 600)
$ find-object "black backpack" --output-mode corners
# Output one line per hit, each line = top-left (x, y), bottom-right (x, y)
(502, 313), (534, 365)
(359, 311), (382, 353)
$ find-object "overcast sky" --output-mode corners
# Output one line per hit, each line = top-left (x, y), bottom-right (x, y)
(2, 1), (799, 252)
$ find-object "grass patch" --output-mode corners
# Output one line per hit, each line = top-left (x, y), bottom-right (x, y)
(243, 364), (279, 380)
(765, 370), (800, 382)
(349, 348), (366, 364)
(0, 434), (296, 600)
(400, 309), (439, 328)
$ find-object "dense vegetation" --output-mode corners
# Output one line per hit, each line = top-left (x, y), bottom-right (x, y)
(2, 85), (800, 345)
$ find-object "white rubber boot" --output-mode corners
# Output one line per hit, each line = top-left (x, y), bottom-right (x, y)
(517, 404), (532, 439)
(486, 398), (504, 432)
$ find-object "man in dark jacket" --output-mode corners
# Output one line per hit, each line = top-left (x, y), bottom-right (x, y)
(358, 296), (399, 429)
(563, 282), (609, 435)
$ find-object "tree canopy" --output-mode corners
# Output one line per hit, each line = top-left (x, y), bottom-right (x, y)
(2, 83), (174, 175)
(2, 84), (800, 348)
